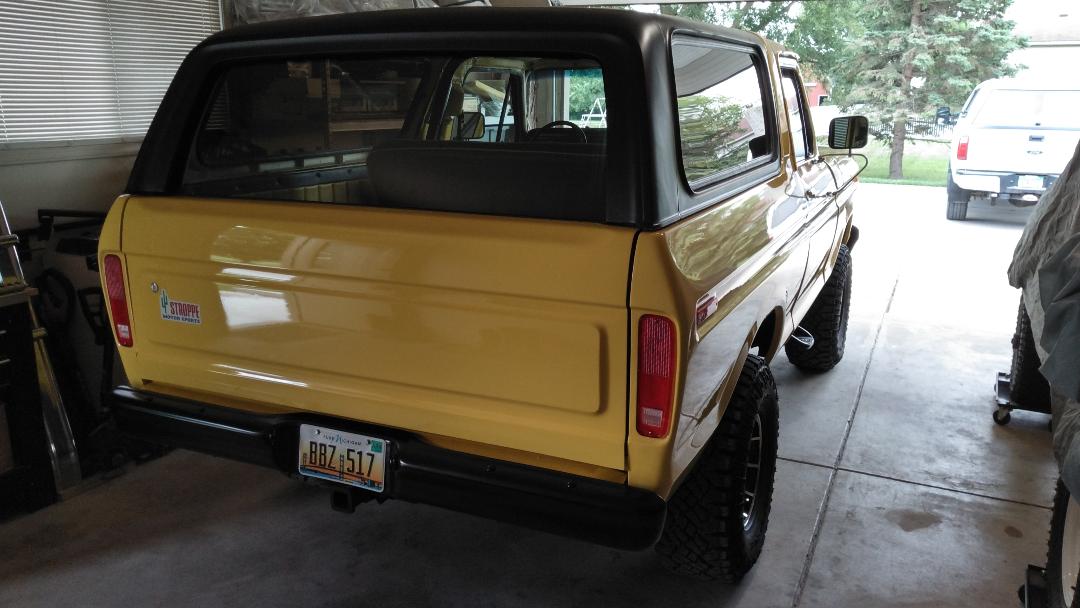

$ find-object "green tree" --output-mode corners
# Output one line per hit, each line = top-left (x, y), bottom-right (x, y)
(783, 0), (862, 87)
(568, 69), (604, 121)
(656, 1), (858, 82)
(658, 3), (718, 24)
(718, 1), (795, 40)
(836, 0), (1024, 178)
(711, 2), (862, 98)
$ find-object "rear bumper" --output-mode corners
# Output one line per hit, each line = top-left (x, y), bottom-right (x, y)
(953, 170), (1059, 197)
(111, 386), (665, 550)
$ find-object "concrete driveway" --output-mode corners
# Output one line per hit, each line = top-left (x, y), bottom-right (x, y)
(0, 184), (1057, 608)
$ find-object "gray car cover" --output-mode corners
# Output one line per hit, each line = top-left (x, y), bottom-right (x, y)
(1008, 138), (1080, 497)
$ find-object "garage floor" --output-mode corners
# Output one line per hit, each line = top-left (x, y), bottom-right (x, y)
(0, 184), (1058, 607)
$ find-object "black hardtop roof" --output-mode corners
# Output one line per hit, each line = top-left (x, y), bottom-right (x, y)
(129, 7), (776, 228)
(199, 7), (763, 51)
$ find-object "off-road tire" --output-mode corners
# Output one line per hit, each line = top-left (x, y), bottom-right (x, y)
(1046, 479), (1080, 608)
(786, 244), (852, 373)
(656, 355), (779, 582)
(946, 166), (969, 221)
(1010, 298), (1051, 411)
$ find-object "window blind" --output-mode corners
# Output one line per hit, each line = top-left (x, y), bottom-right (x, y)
(0, 0), (221, 145)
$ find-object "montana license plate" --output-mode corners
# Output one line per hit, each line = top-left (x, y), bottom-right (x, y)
(1018, 175), (1044, 191)
(297, 424), (386, 493)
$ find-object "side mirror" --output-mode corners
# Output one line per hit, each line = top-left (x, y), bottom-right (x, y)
(459, 111), (485, 140)
(828, 115), (869, 150)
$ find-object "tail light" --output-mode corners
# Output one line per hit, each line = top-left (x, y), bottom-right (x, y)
(636, 315), (676, 438)
(103, 254), (133, 347)
(956, 136), (969, 161)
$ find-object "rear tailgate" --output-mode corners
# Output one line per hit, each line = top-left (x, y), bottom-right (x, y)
(115, 196), (633, 469)
(963, 127), (1079, 176)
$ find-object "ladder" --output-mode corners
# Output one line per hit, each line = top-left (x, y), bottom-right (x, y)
(580, 97), (607, 128)
(0, 202), (82, 504)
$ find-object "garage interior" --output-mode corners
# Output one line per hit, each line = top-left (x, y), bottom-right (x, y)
(0, 1), (1074, 607)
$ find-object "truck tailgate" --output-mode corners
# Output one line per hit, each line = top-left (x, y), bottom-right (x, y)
(964, 127), (1080, 175)
(116, 196), (634, 469)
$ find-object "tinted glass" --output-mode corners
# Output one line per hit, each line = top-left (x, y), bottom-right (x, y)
(440, 59), (606, 144)
(458, 68), (515, 142)
(181, 56), (608, 221)
(672, 41), (771, 184)
(191, 58), (429, 173)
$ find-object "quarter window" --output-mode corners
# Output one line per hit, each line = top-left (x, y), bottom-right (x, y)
(672, 40), (772, 185)
(781, 71), (813, 160)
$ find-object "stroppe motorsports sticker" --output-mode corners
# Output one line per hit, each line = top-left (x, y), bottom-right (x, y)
(159, 290), (202, 325)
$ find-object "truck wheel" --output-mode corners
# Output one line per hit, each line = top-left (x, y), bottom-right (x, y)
(946, 168), (969, 220)
(655, 354), (779, 583)
(947, 200), (968, 221)
(1046, 479), (1080, 608)
(785, 244), (852, 373)
(1010, 297), (1051, 411)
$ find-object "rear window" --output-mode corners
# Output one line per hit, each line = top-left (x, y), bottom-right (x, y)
(972, 89), (1080, 130)
(181, 55), (608, 221)
(671, 39), (773, 187)
(191, 58), (428, 171)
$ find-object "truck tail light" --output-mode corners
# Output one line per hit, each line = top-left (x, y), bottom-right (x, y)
(956, 136), (969, 161)
(637, 315), (676, 438)
(103, 254), (133, 347)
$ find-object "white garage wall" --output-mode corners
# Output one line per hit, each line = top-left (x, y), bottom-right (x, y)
(0, 144), (138, 230)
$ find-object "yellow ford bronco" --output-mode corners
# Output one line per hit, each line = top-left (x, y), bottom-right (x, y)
(100, 8), (865, 581)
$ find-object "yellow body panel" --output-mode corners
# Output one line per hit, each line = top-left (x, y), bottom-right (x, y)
(99, 38), (857, 499)
(101, 196), (635, 470)
(627, 172), (811, 497)
(625, 43), (854, 498)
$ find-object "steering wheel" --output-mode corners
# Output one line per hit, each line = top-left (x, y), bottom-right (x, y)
(530, 120), (587, 143)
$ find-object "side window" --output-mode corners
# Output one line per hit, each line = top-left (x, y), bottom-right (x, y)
(671, 39), (773, 186)
(780, 70), (813, 161)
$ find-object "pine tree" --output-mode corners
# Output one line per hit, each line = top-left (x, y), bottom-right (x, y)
(837, 0), (1024, 178)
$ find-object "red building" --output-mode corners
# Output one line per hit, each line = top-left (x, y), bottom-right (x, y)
(805, 80), (830, 107)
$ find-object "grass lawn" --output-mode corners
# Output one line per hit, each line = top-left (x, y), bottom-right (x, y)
(856, 137), (949, 187)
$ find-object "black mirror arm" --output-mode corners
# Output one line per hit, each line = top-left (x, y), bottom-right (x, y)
(811, 153), (869, 198)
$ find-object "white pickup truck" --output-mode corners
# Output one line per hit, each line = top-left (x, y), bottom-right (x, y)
(946, 79), (1080, 220)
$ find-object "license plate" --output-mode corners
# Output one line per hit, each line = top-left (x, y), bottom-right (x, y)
(297, 424), (386, 493)
(1018, 175), (1044, 191)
